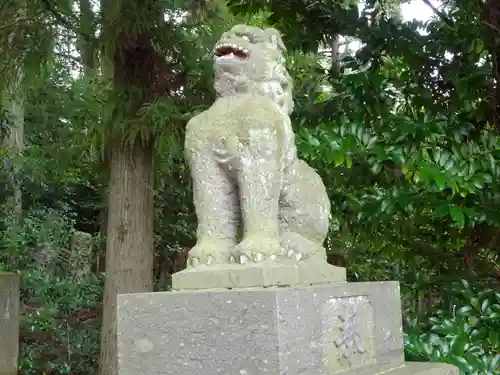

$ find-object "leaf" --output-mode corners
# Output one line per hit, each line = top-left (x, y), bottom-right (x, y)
(413, 170), (421, 183)
(444, 158), (455, 172)
(381, 199), (389, 213)
(451, 335), (469, 356)
(456, 305), (473, 316)
(470, 297), (480, 309)
(439, 151), (450, 166)
(332, 152), (344, 166)
(434, 148), (441, 164)
(402, 164), (409, 175)
(345, 154), (353, 168)
(452, 355), (473, 371)
(367, 136), (377, 147)
(371, 163), (382, 175)
(449, 205), (465, 228)
(435, 173), (446, 190)
(489, 353), (500, 371)
(488, 330), (500, 348)
(485, 312), (500, 321)
(481, 298), (490, 314)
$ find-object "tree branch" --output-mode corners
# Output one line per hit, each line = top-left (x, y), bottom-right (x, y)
(421, 0), (454, 28)
(40, 0), (94, 43)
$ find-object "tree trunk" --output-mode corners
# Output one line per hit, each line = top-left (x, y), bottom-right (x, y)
(98, 1), (177, 371)
(329, 35), (340, 77)
(99, 140), (154, 375)
(97, 189), (109, 273)
(2, 77), (24, 224)
(78, 0), (95, 72)
(2, 3), (25, 223)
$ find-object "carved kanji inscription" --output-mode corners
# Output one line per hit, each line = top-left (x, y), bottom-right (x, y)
(321, 295), (375, 373)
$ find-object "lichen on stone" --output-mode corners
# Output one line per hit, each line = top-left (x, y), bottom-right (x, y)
(184, 24), (331, 267)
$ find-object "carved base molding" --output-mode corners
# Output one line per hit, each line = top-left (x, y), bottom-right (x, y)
(172, 262), (346, 290)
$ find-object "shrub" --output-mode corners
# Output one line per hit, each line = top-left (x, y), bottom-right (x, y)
(0, 208), (102, 375)
(404, 280), (500, 375)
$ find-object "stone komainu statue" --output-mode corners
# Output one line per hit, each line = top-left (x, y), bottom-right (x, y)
(185, 25), (331, 267)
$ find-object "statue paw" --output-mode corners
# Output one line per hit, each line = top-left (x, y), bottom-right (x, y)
(187, 241), (233, 267)
(190, 254), (216, 267)
(280, 231), (327, 263)
(286, 248), (304, 261)
(233, 235), (281, 264)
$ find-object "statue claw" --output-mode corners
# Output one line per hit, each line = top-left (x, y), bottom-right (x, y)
(190, 257), (201, 267)
(187, 241), (234, 268)
(238, 254), (248, 264)
(294, 252), (303, 261)
(284, 248), (304, 262)
(253, 252), (264, 262)
(233, 235), (281, 264)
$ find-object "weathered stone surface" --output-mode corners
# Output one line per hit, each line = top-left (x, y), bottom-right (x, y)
(184, 25), (331, 267)
(117, 281), (404, 375)
(384, 362), (459, 375)
(68, 230), (94, 280)
(172, 262), (346, 290)
(0, 272), (20, 375)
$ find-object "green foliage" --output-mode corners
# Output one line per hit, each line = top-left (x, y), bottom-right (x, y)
(272, 1), (500, 282)
(0, 0), (56, 96)
(17, 270), (102, 375)
(405, 280), (500, 375)
(1, 0), (499, 374)
(1, 207), (74, 269)
(0, 208), (102, 375)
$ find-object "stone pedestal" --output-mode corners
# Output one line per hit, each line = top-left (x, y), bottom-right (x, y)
(116, 263), (458, 375)
(0, 272), (20, 375)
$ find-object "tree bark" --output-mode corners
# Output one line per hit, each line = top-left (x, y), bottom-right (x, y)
(330, 35), (340, 77)
(2, 95), (23, 215)
(2, 3), (25, 223)
(78, 0), (96, 73)
(99, 140), (154, 375)
(98, 1), (180, 371)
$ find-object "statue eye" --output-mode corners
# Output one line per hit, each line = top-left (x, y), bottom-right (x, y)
(239, 35), (250, 42)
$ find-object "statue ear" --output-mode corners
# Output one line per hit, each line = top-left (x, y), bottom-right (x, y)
(264, 28), (286, 53)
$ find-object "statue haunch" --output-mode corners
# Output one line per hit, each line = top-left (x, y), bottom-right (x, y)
(185, 25), (331, 267)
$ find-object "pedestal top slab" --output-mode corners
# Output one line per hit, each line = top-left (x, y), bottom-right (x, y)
(172, 261), (346, 290)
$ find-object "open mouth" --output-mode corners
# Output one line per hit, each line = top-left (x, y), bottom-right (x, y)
(213, 43), (249, 59)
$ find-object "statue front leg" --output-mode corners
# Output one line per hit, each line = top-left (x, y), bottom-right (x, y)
(232, 129), (282, 263)
(186, 145), (239, 267)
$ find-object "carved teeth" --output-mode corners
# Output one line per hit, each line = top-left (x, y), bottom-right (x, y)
(213, 42), (249, 58)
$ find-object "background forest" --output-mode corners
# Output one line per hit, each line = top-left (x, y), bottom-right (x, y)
(0, 0), (499, 374)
